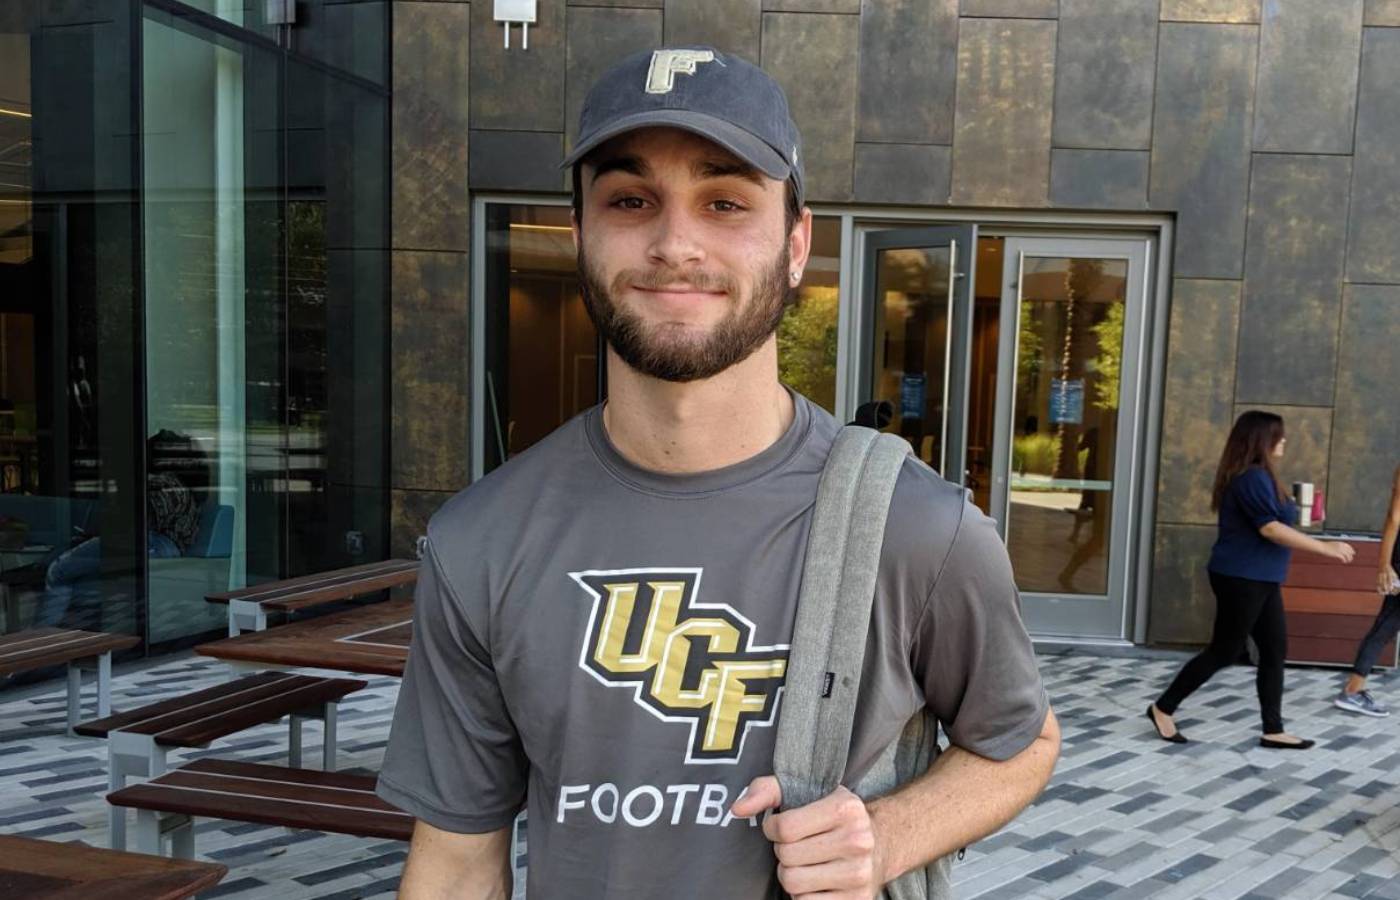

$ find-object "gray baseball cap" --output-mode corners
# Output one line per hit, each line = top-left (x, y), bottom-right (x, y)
(562, 47), (805, 208)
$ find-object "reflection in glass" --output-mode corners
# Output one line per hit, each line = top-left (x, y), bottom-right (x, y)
(483, 205), (598, 472)
(871, 246), (951, 472)
(141, 12), (388, 644)
(778, 217), (841, 413)
(0, 3), (144, 640)
(1005, 256), (1127, 596)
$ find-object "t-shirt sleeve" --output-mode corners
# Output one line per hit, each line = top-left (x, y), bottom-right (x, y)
(912, 500), (1050, 762)
(1235, 468), (1288, 529)
(375, 540), (527, 833)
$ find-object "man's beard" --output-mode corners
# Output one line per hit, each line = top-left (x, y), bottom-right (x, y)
(577, 243), (796, 383)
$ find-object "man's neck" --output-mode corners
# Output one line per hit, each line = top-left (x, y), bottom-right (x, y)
(601, 339), (796, 475)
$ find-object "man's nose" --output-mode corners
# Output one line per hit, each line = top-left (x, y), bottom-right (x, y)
(647, 205), (706, 270)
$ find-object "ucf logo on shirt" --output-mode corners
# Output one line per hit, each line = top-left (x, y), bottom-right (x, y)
(570, 568), (788, 764)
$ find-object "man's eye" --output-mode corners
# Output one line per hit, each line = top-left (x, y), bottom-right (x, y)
(712, 199), (745, 212)
(611, 196), (647, 210)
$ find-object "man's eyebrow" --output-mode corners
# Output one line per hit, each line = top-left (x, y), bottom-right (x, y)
(692, 158), (765, 187)
(589, 155), (648, 184)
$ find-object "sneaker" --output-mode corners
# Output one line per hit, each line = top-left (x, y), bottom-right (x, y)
(1334, 690), (1390, 717)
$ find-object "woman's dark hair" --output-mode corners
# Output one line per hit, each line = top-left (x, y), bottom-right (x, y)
(1211, 410), (1288, 512)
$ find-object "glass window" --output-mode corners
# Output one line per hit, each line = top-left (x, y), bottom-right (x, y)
(1005, 255), (1127, 596)
(141, 5), (389, 645)
(0, 1), (144, 641)
(778, 216), (842, 413)
(482, 203), (597, 473)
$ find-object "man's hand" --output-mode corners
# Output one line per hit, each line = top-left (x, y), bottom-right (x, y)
(730, 775), (885, 899)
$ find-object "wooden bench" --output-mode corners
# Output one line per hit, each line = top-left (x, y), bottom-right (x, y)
(207, 558), (419, 636)
(0, 628), (139, 732)
(108, 758), (415, 858)
(76, 670), (366, 851)
(0, 833), (226, 899)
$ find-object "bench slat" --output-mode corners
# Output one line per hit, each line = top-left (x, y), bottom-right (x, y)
(0, 629), (139, 677)
(0, 834), (226, 900)
(75, 673), (365, 746)
(206, 559), (418, 610)
(108, 760), (414, 842)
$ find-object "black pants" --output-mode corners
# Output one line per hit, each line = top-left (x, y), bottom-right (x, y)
(1352, 592), (1400, 677)
(1157, 572), (1287, 734)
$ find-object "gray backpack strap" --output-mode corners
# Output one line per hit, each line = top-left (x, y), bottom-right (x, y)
(773, 425), (911, 810)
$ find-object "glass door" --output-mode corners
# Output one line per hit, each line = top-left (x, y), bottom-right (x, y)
(990, 237), (1149, 638)
(859, 226), (976, 482)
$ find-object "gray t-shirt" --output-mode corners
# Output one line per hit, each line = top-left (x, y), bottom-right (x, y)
(378, 393), (1048, 898)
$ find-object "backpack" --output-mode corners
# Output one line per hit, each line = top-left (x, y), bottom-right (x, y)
(771, 425), (953, 900)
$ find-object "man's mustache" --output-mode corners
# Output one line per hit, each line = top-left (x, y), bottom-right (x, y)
(613, 268), (738, 295)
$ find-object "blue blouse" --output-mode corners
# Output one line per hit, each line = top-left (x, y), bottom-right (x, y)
(1207, 467), (1298, 584)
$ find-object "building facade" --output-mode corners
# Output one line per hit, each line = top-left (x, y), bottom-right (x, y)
(3, 0), (1399, 655)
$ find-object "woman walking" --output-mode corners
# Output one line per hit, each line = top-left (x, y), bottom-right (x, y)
(1148, 411), (1355, 749)
(1334, 463), (1400, 716)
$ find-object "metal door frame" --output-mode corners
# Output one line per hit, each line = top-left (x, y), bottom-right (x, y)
(990, 236), (1151, 639)
(854, 225), (977, 485)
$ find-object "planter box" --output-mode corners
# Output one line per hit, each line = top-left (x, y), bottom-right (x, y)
(1282, 534), (1393, 669)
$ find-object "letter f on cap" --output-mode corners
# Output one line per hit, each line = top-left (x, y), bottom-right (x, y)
(646, 49), (716, 94)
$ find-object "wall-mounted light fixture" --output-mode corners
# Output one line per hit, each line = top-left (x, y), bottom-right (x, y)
(494, 0), (537, 50)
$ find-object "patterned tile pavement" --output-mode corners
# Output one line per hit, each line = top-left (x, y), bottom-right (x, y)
(2, 648), (1399, 898)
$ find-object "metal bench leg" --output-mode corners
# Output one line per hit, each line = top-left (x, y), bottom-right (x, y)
(228, 599), (268, 637)
(135, 809), (162, 855)
(169, 814), (195, 859)
(66, 663), (82, 734)
(108, 732), (167, 851)
(289, 714), (303, 767)
(97, 651), (113, 718)
(322, 701), (338, 772)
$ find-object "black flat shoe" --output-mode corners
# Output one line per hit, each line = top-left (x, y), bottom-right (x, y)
(1147, 705), (1188, 744)
(1259, 736), (1315, 750)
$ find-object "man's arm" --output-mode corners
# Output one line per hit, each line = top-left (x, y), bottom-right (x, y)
(867, 706), (1059, 881)
(731, 708), (1059, 897)
(398, 820), (513, 900)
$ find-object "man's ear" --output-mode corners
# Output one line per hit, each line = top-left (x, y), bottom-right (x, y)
(571, 208), (581, 254)
(788, 207), (814, 277)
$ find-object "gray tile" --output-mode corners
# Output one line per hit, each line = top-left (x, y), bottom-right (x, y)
(1367, 0), (1400, 26)
(1149, 524), (1217, 643)
(1253, 0), (1364, 153)
(962, 0), (1058, 16)
(1149, 23), (1257, 278)
(390, 251), (470, 493)
(1345, 27), (1400, 283)
(1155, 279), (1240, 525)
(762, 12), (860, 201)
(470, 0), (566, 131)
(1330, 280), (1400, 534)
(663, 0), (760, 62)
(1235, 154), (1351, 406)
(392, 1), (470, 253)
(1157, 853), (1222, 882)
(950, 18), (1056, 206)
(565, 7), (663, 153)
(1052, 0), (1156, 150)
(1049, 149), (1148, 208)
(469, 130), (565, 192)
(857, 0), (958, 144)
(853, 144), (951, 205)
(762, 0), (859, 10)
(1160, 0), (1260, 21)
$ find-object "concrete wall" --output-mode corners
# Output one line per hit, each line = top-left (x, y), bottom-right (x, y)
(389, 0), (1400, 643)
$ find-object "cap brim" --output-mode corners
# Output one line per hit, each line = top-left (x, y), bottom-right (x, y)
(561, 109), (792, 183)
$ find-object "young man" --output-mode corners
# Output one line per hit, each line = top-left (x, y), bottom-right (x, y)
(378, 47), (1059, 899)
